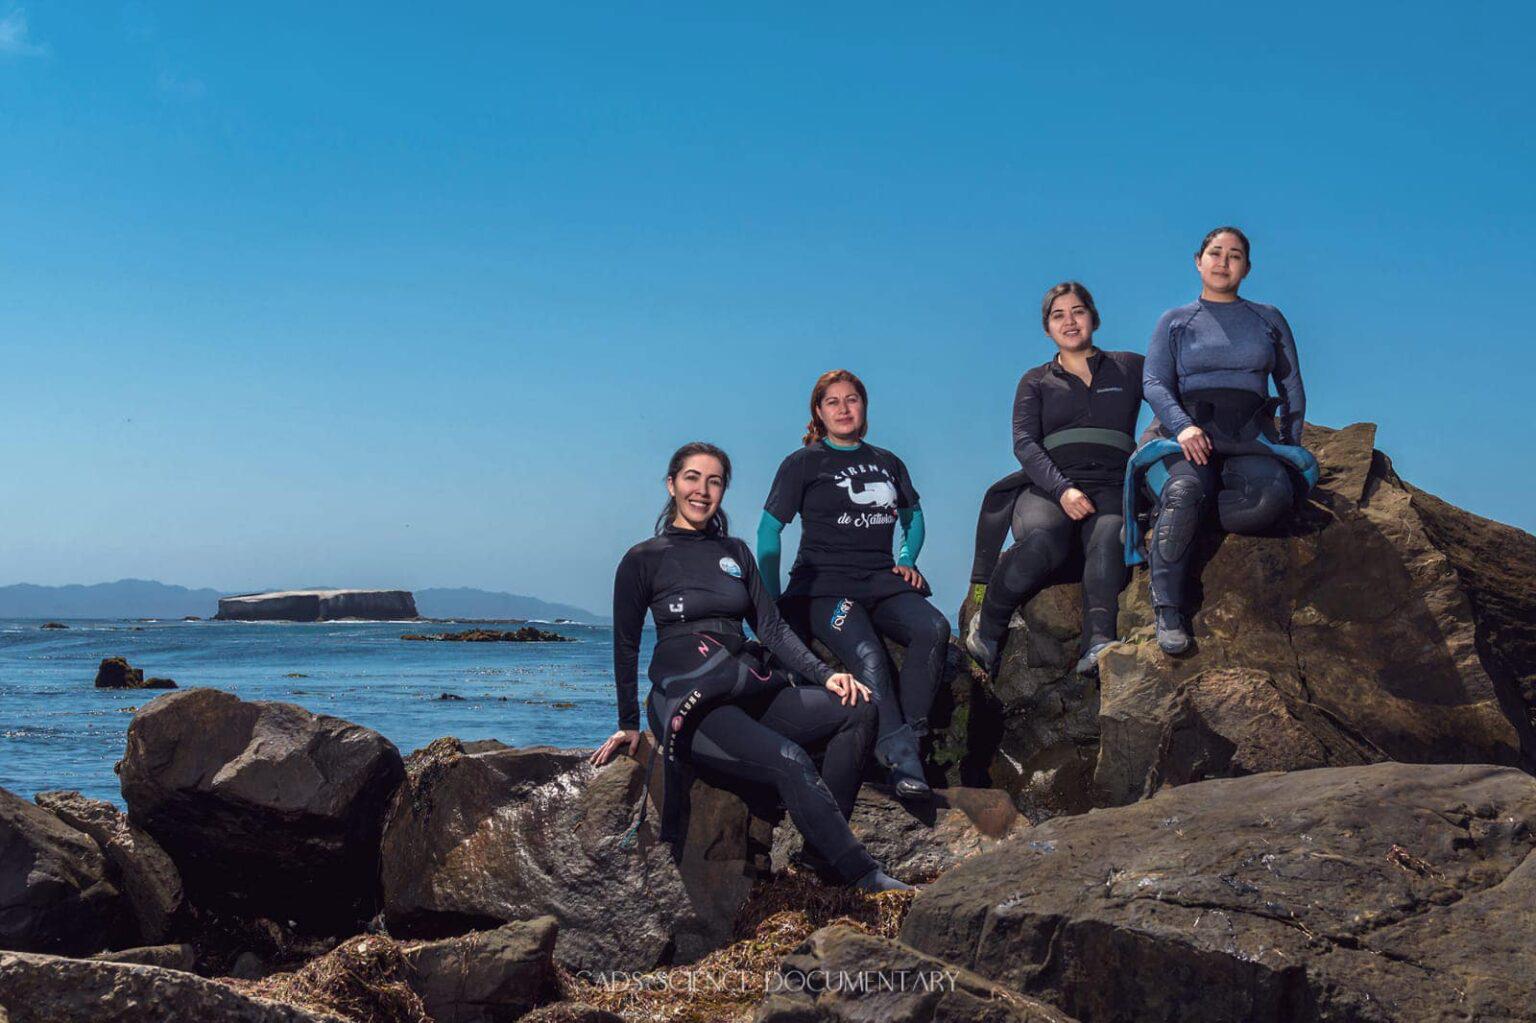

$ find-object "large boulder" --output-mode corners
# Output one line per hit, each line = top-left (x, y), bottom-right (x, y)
(902, 762), (1536, 1022)
(402, 916), (560, 1023)
(948, 423), (1536, 812)
(0, 950), (346, 1022)
(34, 791), (186, 945)
(756, 924), (1076, 1023)
(118, 688), (405, 934)
(380, 736), (771, 972)
(0, 787), (130, 955)
(772, 784), (1024, 883)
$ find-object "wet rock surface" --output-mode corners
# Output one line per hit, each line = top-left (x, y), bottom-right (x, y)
(0, 950), (346, 1022)
(93, 656), (176, 690)
(944, 422), (1536, 813)
(756, 924), (1076, 1023)
(0, 786), (130, 955)
(380, 735), (771, 973)
(902, 762), (1536, 1023)
(118, 688), (405, 934)
(401, 916), (559, 1023)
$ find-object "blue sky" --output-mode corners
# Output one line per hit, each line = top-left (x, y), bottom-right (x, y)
(1, 3), (1531, 616)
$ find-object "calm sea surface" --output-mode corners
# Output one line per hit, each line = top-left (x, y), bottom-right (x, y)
(0, 618), (638, 806)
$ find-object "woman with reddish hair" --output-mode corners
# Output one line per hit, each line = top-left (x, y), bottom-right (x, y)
(757, 370), (949, 801)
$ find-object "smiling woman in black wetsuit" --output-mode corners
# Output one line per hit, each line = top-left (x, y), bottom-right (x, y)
(965, 282), (1143, 678)
(591, 441), (910, 893)
(757, 370), (950, 802)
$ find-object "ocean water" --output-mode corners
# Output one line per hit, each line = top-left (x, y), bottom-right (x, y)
(0, 618), (640, 806)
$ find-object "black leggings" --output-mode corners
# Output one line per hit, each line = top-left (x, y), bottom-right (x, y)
(645, 636), (878, 883)
(977, 486), (1125, 651)
(1148, 453), (1293, 609)
(804, 592), (949, 740)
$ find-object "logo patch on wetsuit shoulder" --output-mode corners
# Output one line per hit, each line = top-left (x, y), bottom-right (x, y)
(718, 557), (742, 578)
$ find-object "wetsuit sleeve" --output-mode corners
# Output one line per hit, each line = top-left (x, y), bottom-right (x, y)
(611, 547), (650, 731)
(1268, 308), (1306, 445)
(1144, 310), (1195, 438)
(756, 511), (786, 601)
(896, 506), (925, 567)
(736, 540), (833, 686)
(1012, 371), (1074, 499)
(763, 452), (804, 526)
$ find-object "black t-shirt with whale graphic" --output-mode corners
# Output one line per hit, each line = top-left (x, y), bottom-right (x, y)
(764, 440), (920, 600)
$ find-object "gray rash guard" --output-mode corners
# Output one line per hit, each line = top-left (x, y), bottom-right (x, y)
(1143, 298), (1306, 444)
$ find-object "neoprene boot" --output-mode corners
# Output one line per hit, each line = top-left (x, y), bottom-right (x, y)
(963, 613), (1001, 678)
(1074, 639), (1116, 677)
(875, 724), (931, 800)
(849, 866), (913, 893)
(1155, 607), (1191, 655)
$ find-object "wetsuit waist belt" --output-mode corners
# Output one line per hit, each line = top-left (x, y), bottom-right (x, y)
(1042, 428), (1136, 454)
(656, 618), (744, 642)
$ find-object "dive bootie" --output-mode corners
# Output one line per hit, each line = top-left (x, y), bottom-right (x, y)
(875, 724), (932, 800)
(1074, 639), (1116, 677)
(1155, 607), (1191, 655)
(850, 866), (913, 893)
(963, 615), (1002, 678)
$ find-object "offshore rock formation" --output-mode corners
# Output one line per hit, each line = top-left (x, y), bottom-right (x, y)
(93, 656), (177, 690)
(215, 589), (418, 622)
(118, 688), (405, 934)
(902, 762), (1536, 1023)
(940, 422), (1536, 814)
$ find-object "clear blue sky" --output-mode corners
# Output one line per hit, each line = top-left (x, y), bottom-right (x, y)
(2, 2), (1531, 616)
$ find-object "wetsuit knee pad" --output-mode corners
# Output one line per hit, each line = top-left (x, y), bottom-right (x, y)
(1153, 476), (1205, 563)
(1000, 529), (1067, 590)
(1217, 471), (1293, 533)
(777, 740), (820, 784)
(849, 639), (889, 694)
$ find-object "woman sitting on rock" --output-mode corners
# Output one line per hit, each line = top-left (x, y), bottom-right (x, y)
(1138, 226), (1311, 654)
(964, 282), (1144, 679)
(757, 370), (951, 802)
(591, 441), (910, 893)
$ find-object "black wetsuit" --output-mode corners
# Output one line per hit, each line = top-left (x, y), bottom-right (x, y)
(612, 524), (878, 883)
(976, 349), (1144, 652)
(764, 441), (950, 742)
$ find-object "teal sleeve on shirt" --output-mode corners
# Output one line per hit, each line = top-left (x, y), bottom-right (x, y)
(757, 511), (786, 601)
(897, 506), (925, 567)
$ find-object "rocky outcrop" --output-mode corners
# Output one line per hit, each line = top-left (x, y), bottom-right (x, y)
(380, 736), (770, 972)
(93, 657), (176, 690)
(902, 762), (1536, 1023)
(34, 790), (186, 945)
(772, 784), (1024, 883)
(118, 688), (405, 934)
(91, 943), (198, 971)
(215, 589), (418, 622)
(401, 627), (573, 642)
(0, 952), (346, 1022)
(402, 917), (560, 1023)
(0, 787), (130, 955)
(947, 422), (1536, 813)
(756, 925), (1076, 1023)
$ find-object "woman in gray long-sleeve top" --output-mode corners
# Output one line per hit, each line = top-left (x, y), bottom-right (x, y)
(1142, 226), (1308, 654)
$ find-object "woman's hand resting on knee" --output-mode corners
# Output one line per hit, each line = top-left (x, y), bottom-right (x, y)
(1059, 487), (1096, 521)
(590, 729), (641, 767)
(1176, 426), (1212, 466)
(825, 673), (872, 706)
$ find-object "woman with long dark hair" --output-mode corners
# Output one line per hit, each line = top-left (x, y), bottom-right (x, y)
(757, 371), (950, 801)
(1140, 226), (1309, 653)
(591, 441), (909, 892)
(965, 282), (1143, 677)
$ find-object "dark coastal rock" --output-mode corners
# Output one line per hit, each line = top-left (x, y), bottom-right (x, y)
(401, 627), (572, 643)
(945, 422), (1536, 813)
(34, 790), (187, 945)
(93, 657), (176, 690)
(0, 787), (130, 955)
(90, 942), (198, 971)
(901, 762), (1536, 1023)
(772, 784), (1024, 883)
(215, 589), (418, 622)
(380, 736), (769, 972)
(520, 1004), (625, 1023)
(756, 924), (1076, 1023)
(0, 950), (346, 1022)
(118, 688), (405, 934)
(401, 916), (559, 1023)
(40, 622), (67, 630)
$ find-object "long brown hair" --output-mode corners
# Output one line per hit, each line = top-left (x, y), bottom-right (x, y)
(803, 369), (869, 446)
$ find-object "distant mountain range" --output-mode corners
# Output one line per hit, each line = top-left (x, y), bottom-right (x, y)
(0, 580), (605, 623)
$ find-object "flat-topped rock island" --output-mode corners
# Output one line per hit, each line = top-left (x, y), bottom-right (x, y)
(214, 589), (418, 622)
